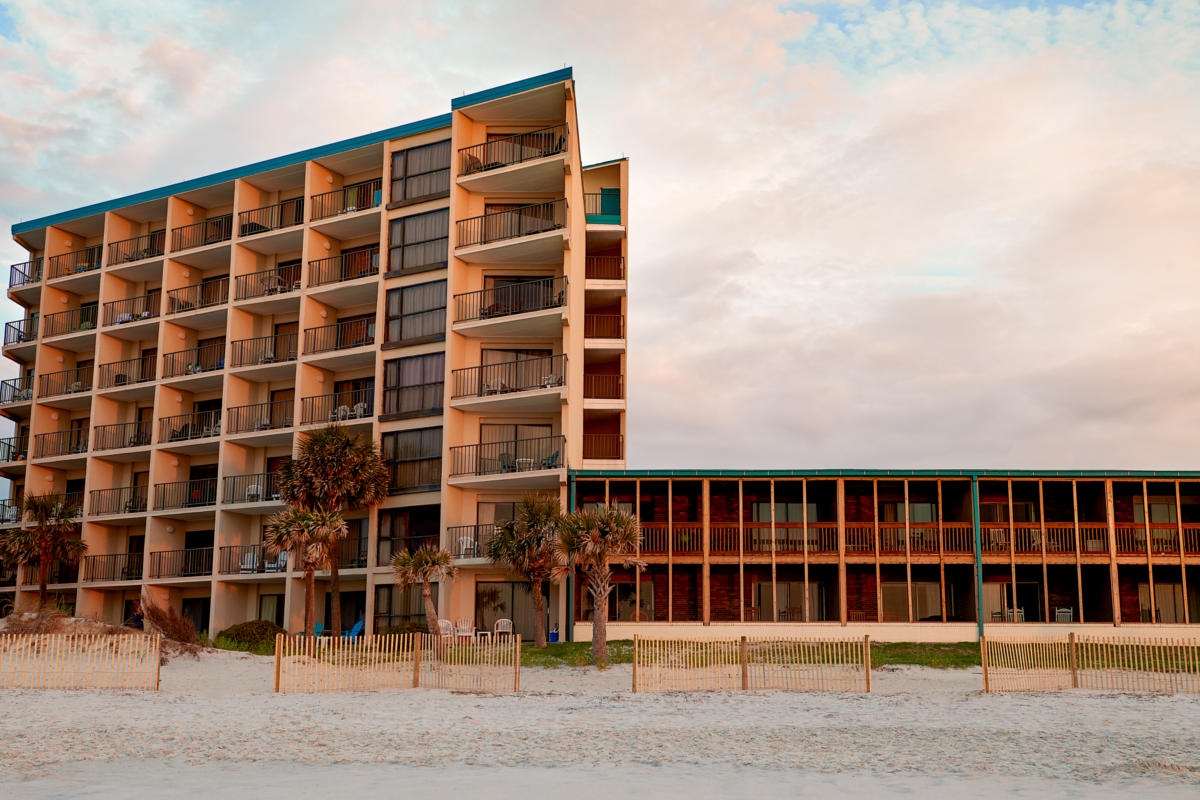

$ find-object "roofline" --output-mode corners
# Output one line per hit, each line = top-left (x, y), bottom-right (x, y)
(570, 469), (1200, 479)
(451, 67), (572, 110)
(582, 157), (627, 170)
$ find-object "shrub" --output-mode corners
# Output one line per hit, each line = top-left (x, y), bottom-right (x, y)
(142, 598), (197, 644)
(218, 620), (285, 649)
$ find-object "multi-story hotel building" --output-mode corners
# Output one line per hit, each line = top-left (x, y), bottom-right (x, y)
(0, 69), (629, 639)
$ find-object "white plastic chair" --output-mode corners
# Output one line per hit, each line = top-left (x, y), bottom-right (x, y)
(454, 618), (475, 641)
(437, 619), (455, 639)
(352, 402), (368, 418)
(244, 484), (262, 503)
(458, 536), (476, 558)
(239, 551), (258, 573)
(494, 618), (514, 638)
(1056, 607), (1073, 623)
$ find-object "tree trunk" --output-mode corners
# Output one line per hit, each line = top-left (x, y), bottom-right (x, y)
(532, 580), (547, 648)
(421, 581), (440, 634)
(591, 582), (610, 665)
(328, 545), (342, 637)
(37, 555), (49, 610)
(304, 568), (316, 638)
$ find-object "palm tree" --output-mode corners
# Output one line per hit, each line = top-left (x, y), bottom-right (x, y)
(392, 545), (458, 634)
(554, 506), (643, 666)
(280, 425), (389, 637)
(264, 506), (345, 637)
(0, 494), (86, 610)
(485, 493), (561, 647)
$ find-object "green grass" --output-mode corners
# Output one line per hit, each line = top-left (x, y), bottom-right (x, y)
(521, 640), (635, 668)
(211, 634), (276, 656)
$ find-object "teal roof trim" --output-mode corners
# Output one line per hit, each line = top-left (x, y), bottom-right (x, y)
(451, 67), (572, 110)
(570, 468), (1200, 479)
(12, 113), (452, 236)
(582, 157), (627, 170)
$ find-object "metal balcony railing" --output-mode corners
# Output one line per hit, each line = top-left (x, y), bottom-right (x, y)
(234, 264), (301, 300)
(303, 318), (375, 354)
(585, 255), (625, 280)
(583, 374), (624, 399)
(9, 259), (43, 288)
(336, 535), (369, 569)
(153, 478), (218, 511)
(33, 429), (88, 459)
(88, 485), (149, 516)
(307, 246), (380, 287)
(300, 388), (373, 425)
(227, 399), (294, 434)
(584, 314), (624, 339)
(42, 305), (98, 337)
(4, 318), (38, 346)
(451, 354), (565, 398)
(238, 198), (304, 237)
(449, 435), (565, 477)
(229, 333), (297, 367)
(92, 420), (153, 451)
(103, 293), (160, 326)
(21, 558), (79, 585)
(458, 124), (568, 175)
(583, 191), (622, 220)
(218, 544), (288, 575)
(447, 524), (500, 558)
(171, 214), (232, 251)
(108, 230), (165, 264)
(148, 547), (213, 579)
(310, 178), (382, 220)
(0, 501), (21, 526)
(0, 435), (28, 462)
(82, 552), (144, 582)
(47, 245), (102, 279)
(583, 434), (624, 460)
(456, 199), (566, 249)
(162, 342), (225, 378)
(38, 365), (93, 397)
(453, 276), (566, 323)
(0, 376), (33, 404)
(166, 277), (229, 313)
(98, 356), (156, 389)
(222, 472), (283, 505)
(43, 492), (84, 516)
(158, 410), (222, 443)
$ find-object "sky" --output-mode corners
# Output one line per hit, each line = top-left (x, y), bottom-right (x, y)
(0, 0), (1198, 470)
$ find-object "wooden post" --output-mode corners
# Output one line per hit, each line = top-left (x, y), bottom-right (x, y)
(1068, 631), (1078, 688)
(1007, 480), (1017, 619)
(667, 479), (673, 622)
(514, 635), (521, 692)
(273, 634), (282, 693)
(769, 479), (777, 622)
(737, 480), (744, 622)
(837, 478), (847, 626)
(904, 480), (913, 623)
(632, 634), (638, 692)
(938, 479), (946, 623)
(702, 478), (711, 625)
(634, 479), (641, 623)
(1104, 480), (1121, 626)
(412, 632), (422, 688)
(1177, 481), (1190, 624)
(1038, 480), (1049, 624)
(1072, 480), (1084, 623)
(739, 635), (748, 691)
(1142, 479), (1156, 623)
(863, 634), (872, 693)
(802, 478), (810, 622)
(873, 479), (881, 623)
(980, 635), (990, 693)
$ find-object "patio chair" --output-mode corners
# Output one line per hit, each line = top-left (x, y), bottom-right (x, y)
(1014, 607), (1025, 623)
(116, 312), (133, 324)
(351, 402), (369, 418)
(539, 451), (560, 470)
(437, 619), (455, 639)
(493, 619), (514, 639)
(498, 452), (516, 473)
(264, 552), (287, 573)
(454, 618), (476, 641)
(330, 404), (352, 421)
(342, 620), (364, 638)
(1056, 607), (1073, 623)
(244, 484), (262, 503)
(458, 536), (476, 558)
(313, 622), (324, 637)
(239, 551), (259, 573)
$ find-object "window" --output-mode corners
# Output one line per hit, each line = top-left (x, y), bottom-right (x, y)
(879, 502), (938, 523)
(980, 502), (1036, 523)
(383, 352), (444, 418)
(390, 140), (450, 204)
(751, 503), (818, 523)
(480, 423), (551, 444)
(378, 506), (440, 563)
(579, 580), (652, 622)
(382, 427), (442, 493)
(385, 281), (446, 345)
(1134, 498), (1177, 524)
(388, 209), (449, 275)
(374, 583), (427, 632)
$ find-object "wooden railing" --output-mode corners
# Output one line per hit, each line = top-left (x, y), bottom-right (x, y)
(0, 634), (160, 690)
(1115, 525), (1144, 554)
(1079, 523), (1109, 554)
(982, 634), (1200, 694)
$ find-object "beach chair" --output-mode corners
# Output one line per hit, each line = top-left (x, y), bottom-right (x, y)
(437, 619), (455, 640)
(239, 550), (259, 573)
(1055, 607), (1073, 623)
(244, 484), (262, 503)
(454, 618), (476, 641)
(342, 620), (364, 638)
(313, 622), (324, 637)
(458, 536), (476, 558)
(493, 619), (514, 639)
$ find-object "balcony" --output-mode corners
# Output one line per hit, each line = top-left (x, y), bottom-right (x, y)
(218, 544), (288, 575)
(584, 190), (622, 225)
(457, 125), (568, 192)
(448, 435), (565, 489)
(0, 435), (27, 464)
(21, 558), (79, 585)
(42, 305), (98, 338)
(93, 420), (153, 452)
(163, 342), (225, 382)
(585, 256), (625, 281)
(227, 399), (294, 441)
(584, 314), (624, 340)
(229, 333), (297, 372)
(98, 357), (156, 392)
(4, 317), (38, 350)
(222, 472), (283, 507)
(33, 429), (88, 460)
(0, 501), (21, 526)
(308, 247), (380, 288)
(452, 276), (566, 338)
(450, 354), (565, 413)
(336, 535), (369, 570)
(153, 478), (218, 511)
(9, 258), (43, 293)
(300, 388), (373, 426)
(166, 278), (229, 320)
(102, 293), (160, 328)
(311, 178), (382, 221)
(38, 365), (93, 398)
(234, 265), (301, 302)
(447, 523), (499, 559)
(238, 198), (304, 239)
(640, 523), (703, 557)
(171, 214), (233, 251)
(582, 434), (623, 462)
(158, 410), (222, 444)
(108, 230), (165, 265)
(47, 245), (102, 280)
(455, 200), (567, 264)
(148, 547), (213, 579)
(0, 376), (33, 406)
(583, 374), (624, 400)
(44, 492), (84, 516)
(303, 318), (375, 368)
(82, 552), (144, 582)
(88, 485), (149, 516)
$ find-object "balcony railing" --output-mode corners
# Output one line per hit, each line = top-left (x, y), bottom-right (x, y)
(148, 547), (213, 579)
(0, 435), (27, 462)
(585, 255), (625, 280)
(10, 259), (43, 287)
(163, 342), (225, 378)
(449, 435), (565, 477)
(307, 246), (380, 287)
(230, 333), (297, 367)
(88, 485), (149, 516)
(33, 429), (88, 459)
(166, 277), (229, 313)
(222, 472), (283, 505)
(234, 264), (301, 300)
(447, 524), (499, 558)
(310, 178), (382, 220)
(227, 399), (294, 434)
(453, 276), (566, 323)
(39, 365), (93, 397)
(159, 410), (222, 443)
(44, 492), (84, 515)
(82, 552), (144, 582)
(218, 544), (288, 575)
(108, 230), (165, 264)
(584, 191), (621, 223)
(153, 478), (218, 511)
(93, 420), (153, 451)
(583, 434), (623, 460)
(451, 354), (565, 398)
(458, 124), (568, 175)
(42, 305), (98, 337)
(300, 389), (373, 425)
(583, 374), (624, 400)
(4, 318), (38, 346)
(21, 558), (79, 585)
(336, 535), (369, 569)
(103, 293), (160, 326)
(584, 314), (624, 339)
(382, 381), (443, 418)
(0, 376), (33, 404)
(238, 198), (304, 237)
(0, 501), (21, 526)
(98, 356), (156, 389)
(304, 318), (375, 354)
(456, 199), (567, 249)
(171, 214), (232, 251)
(47, 245), (102, 279)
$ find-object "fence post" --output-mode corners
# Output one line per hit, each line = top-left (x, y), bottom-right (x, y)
(273, 634), (282, 693)
(980, 635), (990, 693)
(739, 636), (749, 691)
(1068, 632), (1078, 689)
(863, 635), (872, 693)
(412, 633), (422, 689)
(155, 635), (162, 691)
(514, 635), (521, 692)
(632, 635), (639, 693)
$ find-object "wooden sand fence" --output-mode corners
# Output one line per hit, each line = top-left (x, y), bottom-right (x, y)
(0, 633), (161, 690)
(981, 634), (1200, 693)
(274, 633), (521, 693)
(632, 635), (872, 693)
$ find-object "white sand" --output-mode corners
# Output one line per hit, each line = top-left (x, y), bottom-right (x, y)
(2, 651), (1197, 798)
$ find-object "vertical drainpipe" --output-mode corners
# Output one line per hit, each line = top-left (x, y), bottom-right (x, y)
(566, 475), (576, 642)
(971, 475), (985, 641)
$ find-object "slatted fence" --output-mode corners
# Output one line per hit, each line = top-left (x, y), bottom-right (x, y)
(274, 633), (521, 693)
(633, 635), (872, 693)
(0, 633), (161, 690)
(981, 634), (1200, 693)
